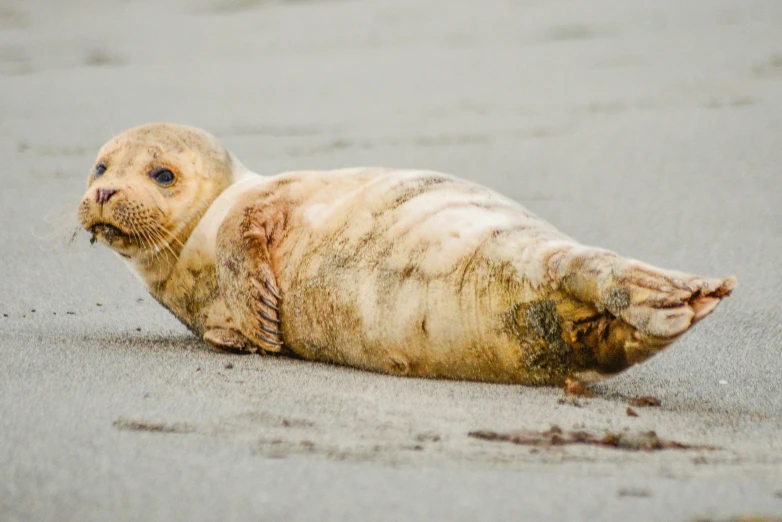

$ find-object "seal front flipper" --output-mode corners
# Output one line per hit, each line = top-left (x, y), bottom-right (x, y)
(544, 244), (737, 381)
(215, 197), (286, 355)
(203, 327), (251, 352)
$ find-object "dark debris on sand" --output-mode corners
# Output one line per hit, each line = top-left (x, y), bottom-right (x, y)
(468, 425), (716, 452)
(631, 396), (662, 407)
(113, 418), (194, 434)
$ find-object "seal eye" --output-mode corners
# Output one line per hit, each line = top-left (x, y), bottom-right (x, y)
(149, 167), (175, 187)
(94, 163), (107, 178)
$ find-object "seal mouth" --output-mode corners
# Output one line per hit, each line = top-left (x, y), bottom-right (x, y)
(89, 223), (131, 246)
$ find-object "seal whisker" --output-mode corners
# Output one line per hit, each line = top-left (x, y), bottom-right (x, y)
(140, 223), (176, 270)
(152, 237), (179, 270)
(136, 222), (157, 252)
(138, 224), (166, 265)
(151, 221), (186, 250)
(143, 220), (181, 261)
(34, 201), (84, 252)
(144, 189), (188, 251)
(147, 225), (179, 259)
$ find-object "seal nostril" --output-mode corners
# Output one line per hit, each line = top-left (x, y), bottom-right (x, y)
(95, 188), (118, 205)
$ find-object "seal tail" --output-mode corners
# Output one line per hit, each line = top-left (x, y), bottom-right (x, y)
(543, 245), (737, 382)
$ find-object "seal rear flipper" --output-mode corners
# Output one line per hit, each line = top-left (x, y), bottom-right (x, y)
(545, 245), (737, 377)
(215, 200), (286, 354)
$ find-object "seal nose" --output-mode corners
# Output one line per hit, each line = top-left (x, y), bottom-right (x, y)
(95, 188), (118, 205)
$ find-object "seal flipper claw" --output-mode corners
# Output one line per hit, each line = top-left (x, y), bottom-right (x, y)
(260, 322), (282, 337)
(259, 295), (279, 312)
(258, 335), (284, 346)
(260, 310), (281, 325)
(264, 281), (281, 300)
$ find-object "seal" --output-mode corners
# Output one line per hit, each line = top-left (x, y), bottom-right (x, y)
(77, 122), (737, 385)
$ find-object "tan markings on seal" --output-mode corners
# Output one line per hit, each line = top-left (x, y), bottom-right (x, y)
(77, 123), (737, 386)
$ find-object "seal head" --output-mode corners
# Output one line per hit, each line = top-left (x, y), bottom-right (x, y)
(77, 123), (236, 283)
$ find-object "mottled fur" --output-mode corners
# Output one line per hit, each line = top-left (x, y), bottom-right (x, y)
(78, 123), (737, 385)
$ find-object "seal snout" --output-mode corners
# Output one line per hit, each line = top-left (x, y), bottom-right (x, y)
(95, 188), (118, 205)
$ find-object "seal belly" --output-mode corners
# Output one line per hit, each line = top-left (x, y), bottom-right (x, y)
(277, 169), (565, 383)
(229, 167), (735, 386)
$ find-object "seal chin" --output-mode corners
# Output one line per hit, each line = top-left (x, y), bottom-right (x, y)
(88, 223), (137, 257)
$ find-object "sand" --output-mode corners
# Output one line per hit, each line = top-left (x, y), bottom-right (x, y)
(1, 0), (781, 520)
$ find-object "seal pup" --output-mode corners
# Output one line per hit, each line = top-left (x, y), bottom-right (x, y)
(77, 123), (736, 385)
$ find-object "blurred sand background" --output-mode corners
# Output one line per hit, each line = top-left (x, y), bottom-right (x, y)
(1, 0), (781, 520)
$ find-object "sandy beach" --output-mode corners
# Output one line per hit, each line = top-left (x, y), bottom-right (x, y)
(1, 0), (781, 520)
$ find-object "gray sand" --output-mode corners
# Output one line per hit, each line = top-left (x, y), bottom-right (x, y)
(1, 1), (781, 520)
